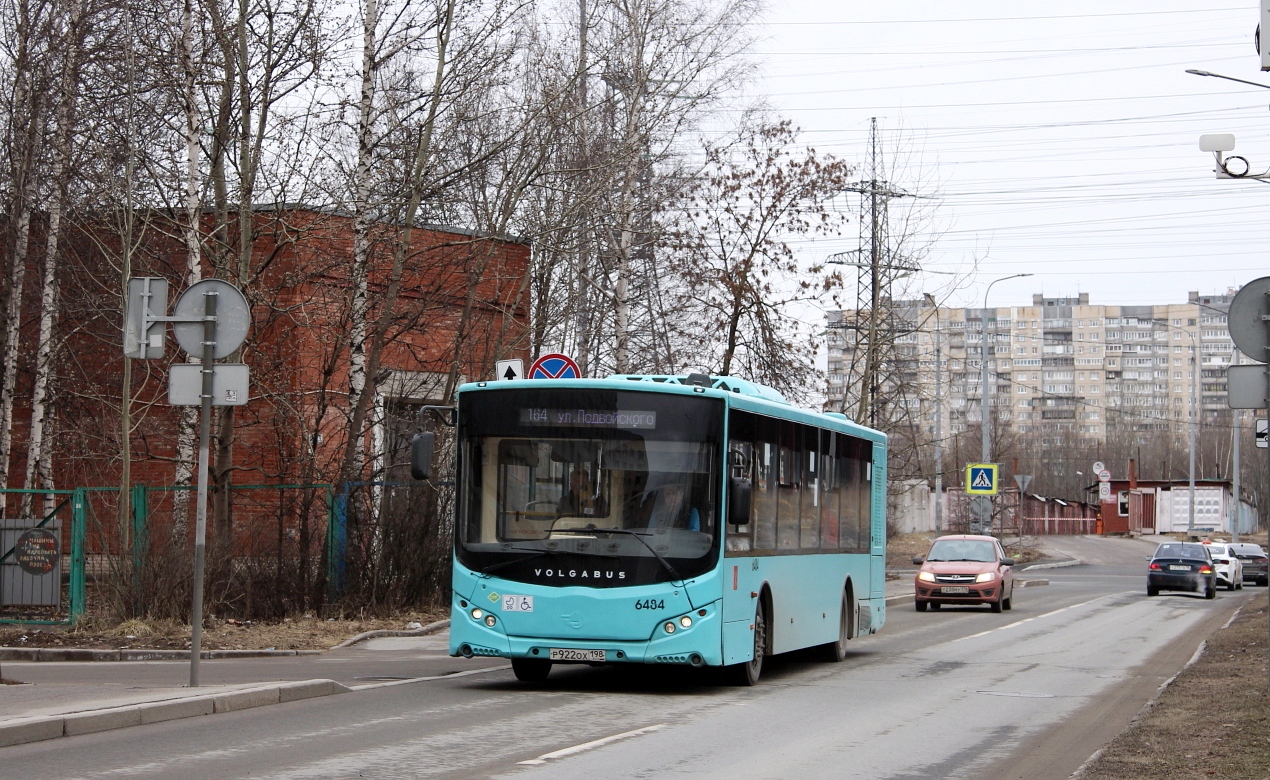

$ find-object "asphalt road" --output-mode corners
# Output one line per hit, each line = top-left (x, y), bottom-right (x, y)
(0, 536), (1254, 780)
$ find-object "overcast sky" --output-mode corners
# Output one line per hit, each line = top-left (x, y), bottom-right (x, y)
(743, 1), (1270, 311)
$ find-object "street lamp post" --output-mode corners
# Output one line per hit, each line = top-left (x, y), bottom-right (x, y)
(1156, 316), (1199, 537)
(976, 273), (1031, 533)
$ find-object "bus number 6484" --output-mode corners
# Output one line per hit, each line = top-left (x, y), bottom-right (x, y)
(634, 599), (664, 610)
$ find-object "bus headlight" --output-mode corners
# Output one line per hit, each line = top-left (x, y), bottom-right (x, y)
(679, 616), (693, 628)
(484, 614), (497, 627)
(471, 608), (484, 620)
(664, 621), (676, 634)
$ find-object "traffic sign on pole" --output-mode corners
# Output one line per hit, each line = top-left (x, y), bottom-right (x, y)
(965, 463), (999, 496)
(1092, 461), (1105, 474)
(124, 277), (168, 359)
(1258, 419), (1268, 449)
(528, 353), (581, 379)
(495, 359), (524, 381)
(1099, 482), (1112, 500)
(1098, 469), (1111, 482)
(1227, 276), (1270, 361)
(172, 279), (251, 359)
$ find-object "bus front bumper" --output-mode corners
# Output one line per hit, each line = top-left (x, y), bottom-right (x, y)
(448, 600), (724, 667)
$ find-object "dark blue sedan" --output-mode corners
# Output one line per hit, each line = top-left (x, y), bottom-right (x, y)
(1147, 543), (1217, 599)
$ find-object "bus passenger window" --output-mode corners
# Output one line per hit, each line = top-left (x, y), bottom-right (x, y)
(726, 412), (755, 553)
(800, 425), (820, 549)
(753, 415), (778, 550)
(820, 430), (838, 549)
(837, 435), (860, 552)
(776, 421), (799, 550)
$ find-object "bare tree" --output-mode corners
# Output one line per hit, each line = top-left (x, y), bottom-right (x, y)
(666, 119), (851, 402)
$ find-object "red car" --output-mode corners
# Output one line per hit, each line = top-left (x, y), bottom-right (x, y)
(912, 534), (1016, 613)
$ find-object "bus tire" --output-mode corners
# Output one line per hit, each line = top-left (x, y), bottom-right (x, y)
(819, 590), (852, 662)
(729, 599), (767, 686)
(511, 658), (552, 682)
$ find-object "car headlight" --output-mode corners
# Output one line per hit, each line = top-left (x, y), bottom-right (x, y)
(918, 571), (936, 582)
(975, 571), (996, 583)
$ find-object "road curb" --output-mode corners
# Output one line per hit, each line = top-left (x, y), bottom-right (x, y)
(330, 618), (451, 649)
(0, 648), (324, 662)
(0, 678), (349, 748)
(1020, 558), (1082, 571)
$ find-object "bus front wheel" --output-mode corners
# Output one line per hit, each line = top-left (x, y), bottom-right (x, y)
(729, 600), (767, 686)
(511, 658), (552, 682)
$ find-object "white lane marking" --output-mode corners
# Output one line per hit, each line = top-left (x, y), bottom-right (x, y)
(948, 592), (1134, 644)
(517, 724), (665, 765)
(348, 665), (511, 690)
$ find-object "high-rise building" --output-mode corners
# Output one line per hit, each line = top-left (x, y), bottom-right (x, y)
(826, 291), (1240, 446)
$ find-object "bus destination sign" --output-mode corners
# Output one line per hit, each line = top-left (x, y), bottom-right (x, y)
(520, 408), (657, 429)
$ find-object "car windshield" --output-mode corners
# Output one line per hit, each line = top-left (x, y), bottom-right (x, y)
(926, 539), (996, 563)
(1154, 543), (1209, 560)
(455, 388), (723, 586)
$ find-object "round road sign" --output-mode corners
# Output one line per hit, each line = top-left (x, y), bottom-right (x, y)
(528, 353), (581, 379)
(1227, 276), (1270, 362)
(1098, 469), (1111, 482)
(1092, 461), (1105, 474)
(173, 279), (251, 359)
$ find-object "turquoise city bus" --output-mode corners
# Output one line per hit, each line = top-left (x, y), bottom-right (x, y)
(425, 373), (887, 685)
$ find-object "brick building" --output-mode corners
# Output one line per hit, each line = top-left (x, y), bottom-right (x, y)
(6, 207), (531, 551)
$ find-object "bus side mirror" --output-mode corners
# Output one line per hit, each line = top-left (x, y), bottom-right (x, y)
(410, 431), (435, 480)
(728, 476), (751, 525)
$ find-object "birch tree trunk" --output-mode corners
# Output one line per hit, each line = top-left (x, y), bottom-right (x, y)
(0, 0), (48, 516)
(340, 0), (455, 487)
(346, 0), (378, 484)
(172, 0), (202, 540)
(23, 0), (88, 517)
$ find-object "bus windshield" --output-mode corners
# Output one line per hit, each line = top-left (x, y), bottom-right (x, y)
(455, 388), (723, 586)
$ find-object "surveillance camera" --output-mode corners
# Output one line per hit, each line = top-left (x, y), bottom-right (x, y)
(1199, 133), (1236, 152)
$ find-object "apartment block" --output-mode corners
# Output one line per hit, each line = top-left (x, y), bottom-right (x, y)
(826, 291), (1241, 445)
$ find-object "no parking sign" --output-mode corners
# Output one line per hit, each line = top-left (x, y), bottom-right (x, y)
(528, 353), (581, 379)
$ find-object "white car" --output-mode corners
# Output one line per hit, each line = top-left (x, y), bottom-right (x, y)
(1203, 543), (1244, 591)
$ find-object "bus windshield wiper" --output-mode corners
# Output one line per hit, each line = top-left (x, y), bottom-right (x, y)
(550, 527), (684, 583)
(478, 547), (562, 574)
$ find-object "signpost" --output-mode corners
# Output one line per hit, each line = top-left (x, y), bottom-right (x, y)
(124, 277), (250, 687)
(495, 359), (524, 381)
(1257, 419), (1268, 449)
(965, 463), (999, 495)
(528, 353), (581, 379)
(1223, 275), (1270, 688)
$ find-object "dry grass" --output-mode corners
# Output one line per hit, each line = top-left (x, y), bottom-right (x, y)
(1079, 596), (1270, 780)
(0, 610), (448, 651)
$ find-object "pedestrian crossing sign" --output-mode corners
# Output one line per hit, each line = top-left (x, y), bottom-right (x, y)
(965, 463), (999, 496)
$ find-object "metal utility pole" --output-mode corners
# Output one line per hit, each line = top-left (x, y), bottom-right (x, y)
(862, 117), (881, 428)
(934, 305), (943, 533)
(1187, 328), (1197, 538)
(838, 118), (916, 427)
(976, 274), (1030, 533)
(1232, 409), (1240, 543)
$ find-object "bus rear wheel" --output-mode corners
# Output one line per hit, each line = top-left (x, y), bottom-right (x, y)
(819, 592), (851, 662)
(729, 600), (767, 686)
(511, 658), (552, 682)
